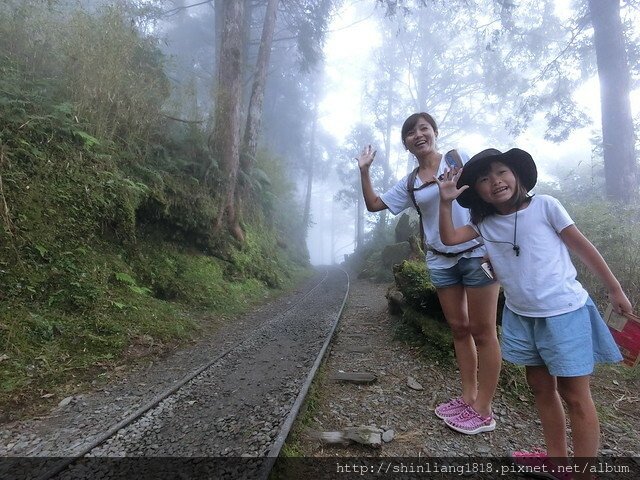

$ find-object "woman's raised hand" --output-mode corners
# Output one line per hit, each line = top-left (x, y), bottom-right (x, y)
(434, 167), (468, 202)
(356, 144), (376, 170)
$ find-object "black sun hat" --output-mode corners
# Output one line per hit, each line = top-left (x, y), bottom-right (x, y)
(456, 148), (537, 208)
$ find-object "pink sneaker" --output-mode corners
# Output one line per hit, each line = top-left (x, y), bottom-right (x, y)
(434, 397), (469, 419)
(510, 449), (573, 480)
(444, 405), (496, 434)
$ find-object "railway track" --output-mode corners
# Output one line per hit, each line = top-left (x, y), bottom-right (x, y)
(1, 266), (350, 480)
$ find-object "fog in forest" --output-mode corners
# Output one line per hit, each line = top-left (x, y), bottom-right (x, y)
(306, 1), (640, 265)
(5, 0), (640, 433)
(5, 0), (639, 268)
(82, 0), (640, 265)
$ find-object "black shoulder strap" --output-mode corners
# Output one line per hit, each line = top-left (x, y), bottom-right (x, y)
(406, 150), (463, 254)
(406, 166), (425, 252)
(406, 166), (420, 211)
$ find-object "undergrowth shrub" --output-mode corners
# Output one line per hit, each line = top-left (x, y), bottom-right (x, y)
(251, 149), (309, 266)
(392, 260), (442, 314)
(134, 169), (220, 249)
(58, 4), (169, 150)
(0, 1), (63, 78)
(343, 226), (396, 280)
(0, 1), (311, 417)
(565, 201), (640, 309)
(394, 306), (453, 364)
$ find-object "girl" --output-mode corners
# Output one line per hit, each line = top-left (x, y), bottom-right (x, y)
(357, 113), (501, 435)
(435, 147), (629, 478)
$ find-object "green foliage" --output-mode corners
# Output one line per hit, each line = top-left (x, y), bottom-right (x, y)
(392, 260), (443, 315)
(358, 250), (389, 281)
(0, 1), (169, 153)
(0, 1), (311, 417)
(565, 201), (640, 309)
(385, 260), (454, 363)
(252, 149), (309, 266)
(394, 306), (455, 365)
(497, 360), (532, 403)
(57, 5), (169, 149)
(343, 224), (397, 281)
(114, 272), (151, 296)
(537, 179), (640, 309)
(277, 365), (327, 461)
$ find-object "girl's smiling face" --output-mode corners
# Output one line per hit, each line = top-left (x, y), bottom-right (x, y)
(474, 161), (518, 213)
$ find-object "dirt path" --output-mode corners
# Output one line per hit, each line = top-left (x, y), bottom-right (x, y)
(282, 277), (639, 477)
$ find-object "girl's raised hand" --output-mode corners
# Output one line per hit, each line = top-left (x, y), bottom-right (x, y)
(356, 145), (376, 170)
(434, 167), (468, 202)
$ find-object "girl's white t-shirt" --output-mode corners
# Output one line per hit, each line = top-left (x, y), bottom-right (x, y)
(472, 194), (588, 317)
(381, 150), (485, 270)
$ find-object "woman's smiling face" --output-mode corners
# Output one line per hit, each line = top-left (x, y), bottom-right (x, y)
(403, 117), (437, 156)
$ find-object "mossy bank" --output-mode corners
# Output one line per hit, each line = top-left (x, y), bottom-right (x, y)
(0, 6), (310, 420)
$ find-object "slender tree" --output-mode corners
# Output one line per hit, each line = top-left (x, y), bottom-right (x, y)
(335, 124), (378, 250)
(242, 0), (279, 175)
(210, 0), (245, 241)
(588, 0), (637, 201)
(377, 0), (638, 204)
(484, 0), (638, 201)
(302, 88), (319, 231)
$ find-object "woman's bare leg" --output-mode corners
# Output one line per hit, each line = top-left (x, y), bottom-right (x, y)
(465, 283), (501, 416)
(437, 285), (477, 404)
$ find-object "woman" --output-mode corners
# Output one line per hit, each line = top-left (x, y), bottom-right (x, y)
(357, 113), (501, 435)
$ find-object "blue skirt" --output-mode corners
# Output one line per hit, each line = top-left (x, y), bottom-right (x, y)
(500, 297), (623, 376)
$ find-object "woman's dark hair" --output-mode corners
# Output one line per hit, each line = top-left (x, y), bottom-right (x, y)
(469, 161), (533, 225)
(401, 112), (438, 148)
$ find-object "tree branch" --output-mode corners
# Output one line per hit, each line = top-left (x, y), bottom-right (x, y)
(163, 114), (204, 124)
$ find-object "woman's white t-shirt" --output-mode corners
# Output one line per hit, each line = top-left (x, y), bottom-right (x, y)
(380, 150), (485, 270)
(472, 194), (588, 317)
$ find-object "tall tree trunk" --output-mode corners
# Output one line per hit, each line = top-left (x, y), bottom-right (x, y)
(356, 197), (364, 250)
(588, 0), (637, 202)
(302, 92), (318, 232)
(378, 73), (394, 233)
(212, 0), (224, 110)
(211, 0), (245, 242)
(242, 0), (279, 174)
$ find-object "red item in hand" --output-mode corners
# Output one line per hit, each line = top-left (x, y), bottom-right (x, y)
(604, 304), (640, 367)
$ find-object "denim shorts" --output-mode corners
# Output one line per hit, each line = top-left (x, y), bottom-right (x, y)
(501, 297), (623, 377)
(429, 256), (495, 289)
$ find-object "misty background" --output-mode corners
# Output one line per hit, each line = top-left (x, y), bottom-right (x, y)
(309, 1), (640, 264)
(3, 0), (640, 267)
(150, 0), (640, 266)
(4, 0), (639, 420)
(63, 0), (640, 265)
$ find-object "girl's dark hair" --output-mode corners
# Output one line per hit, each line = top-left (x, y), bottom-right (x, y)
(401, 112), (438, 147)
(469, 161), (533, 225)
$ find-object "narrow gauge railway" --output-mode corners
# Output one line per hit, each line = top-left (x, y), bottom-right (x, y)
(4, 266), (349, 480)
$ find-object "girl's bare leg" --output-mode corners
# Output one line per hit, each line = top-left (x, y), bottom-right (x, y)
(557, 375), (599, 480)
(526, 366), (569, 458)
